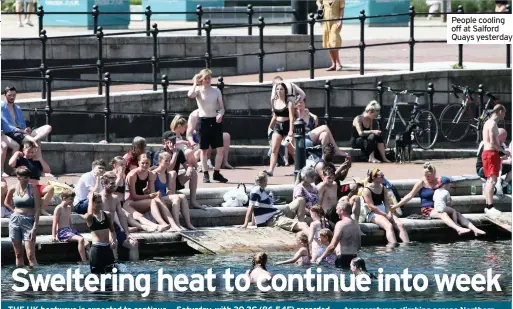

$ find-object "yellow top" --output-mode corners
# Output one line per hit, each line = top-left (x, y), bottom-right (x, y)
(322, 0), (345, 20)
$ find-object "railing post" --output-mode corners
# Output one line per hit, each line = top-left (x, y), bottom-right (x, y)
(44, 70), (53, 142)
(359, 9), (366, 76)
(505, 5), (511, 68)
(376, 81), (385, 130)
(196, 5), (203, 36)
(247, 4), (254, 36)
(92, 5), (99, 34)
(308, 13), (316, 80)
(258, 17), (265, 83)
(161, 75), (169, 137)
(293, 116), (306, 178)
(145, 5), (152, 37)
(427, 82), (434, 114)
(409, 6), (415, 72)
(457, 5), (464, 68)
(96, 26), (104, 95)
(324, 80), (332, 127)
(204, 20), (212, 69)
(103, 72), (111, 143)
(33, 108), (39, 129)
(477, 84), (484, 117)
(151, 23), (159, 91)
(39, 30), (47, 100)
(291, 0), (307, 34)
(217, 76), (225, 96)
(37, 6), (44, 35)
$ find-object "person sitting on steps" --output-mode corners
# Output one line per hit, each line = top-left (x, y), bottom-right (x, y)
(73, 160), (106, 215)
(351, 101), (390, 163)
(123, 136), (148, 175)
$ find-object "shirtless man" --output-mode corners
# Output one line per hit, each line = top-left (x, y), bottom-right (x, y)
(481, 104), (506, 216)
(316, 200), (361, 268)
(96, 173), (139, 261)
(187, 69), (228, 184)
(317, 165), (338, 213)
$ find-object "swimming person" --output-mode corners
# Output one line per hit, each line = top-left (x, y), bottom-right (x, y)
(4, 166), (41, 266)
(275, 232), (311, 266)
(52, 189), (90, 262)
(312, 228), (336, 265)
(350, 257), (377, 279)
(308, 205), (328, 257)
(85, 192), (117, 274)
(246, 252), (273, 284)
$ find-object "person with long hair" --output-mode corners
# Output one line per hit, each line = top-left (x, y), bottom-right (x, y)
(169, 114), (199, 167)
(275, 231), (311, 265)
(351, 101), (390, 163)
(246, 252), (272, 283)
(350, 257), (377, 279)
(4, 166), (41, 266)
(123, 136), (148, 174)
(363, 168), (409, 247)
(308, 205), (328, 256)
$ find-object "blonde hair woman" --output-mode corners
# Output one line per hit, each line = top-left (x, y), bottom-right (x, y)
(351, 101), (390, 163)
(170, 114), (198, 168)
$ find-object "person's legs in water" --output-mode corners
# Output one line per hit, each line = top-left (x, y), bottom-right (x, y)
(12, 239), (25, 266)
(371, 214), (397, 247)
(152, 198), (179, 230)
(430, 210), (470, 235)
(24, 238), (38, 266)
(68, 235), (89, 262)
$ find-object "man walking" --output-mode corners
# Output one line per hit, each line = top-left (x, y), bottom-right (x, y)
(481, 104), (507, 215)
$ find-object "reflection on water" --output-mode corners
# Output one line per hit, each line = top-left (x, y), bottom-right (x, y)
(1, 239), (511, 301)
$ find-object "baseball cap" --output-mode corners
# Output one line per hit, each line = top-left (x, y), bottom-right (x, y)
(440, 176), (452, 185)
(162, 131), (176, 140)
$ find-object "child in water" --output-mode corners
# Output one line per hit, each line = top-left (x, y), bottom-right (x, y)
(350, 257), (377, 279)
(311, 228), (336, 265)
(275, 232), (311, 266)
(308, 205), (328, 256)
(246, 252), (273, 283)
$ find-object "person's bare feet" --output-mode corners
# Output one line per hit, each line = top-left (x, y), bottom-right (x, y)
(191, 201), (207, 210)
(157, 225), (172, 232)
(326, 66), (336, 71)
(457, 228), (471, 235)
(185, 224), (197, 230)
(473, 228), (486, 236)
(222, 163), (234, 169)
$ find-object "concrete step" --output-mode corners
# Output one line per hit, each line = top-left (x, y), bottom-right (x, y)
(1, 214), (510, 265)
(2, 195), (510, 237)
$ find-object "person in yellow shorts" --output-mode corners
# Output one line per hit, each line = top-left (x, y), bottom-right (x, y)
(317, 0), (345, 71)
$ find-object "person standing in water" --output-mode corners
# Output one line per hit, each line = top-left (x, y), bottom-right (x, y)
(187, 69), (228, 184)
(246, 252), (273, 284)
(481, 104), (506, 215)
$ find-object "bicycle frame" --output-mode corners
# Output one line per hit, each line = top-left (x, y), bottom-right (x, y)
(384, 91), (419, 148)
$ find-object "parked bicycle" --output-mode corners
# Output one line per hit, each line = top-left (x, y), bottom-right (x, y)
(439, 85), (504, 143)
(383, 88), (439, 151)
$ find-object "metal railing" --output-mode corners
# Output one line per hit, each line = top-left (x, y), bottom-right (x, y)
(3, 4), (511, 100)
(5, 71), (511, 145)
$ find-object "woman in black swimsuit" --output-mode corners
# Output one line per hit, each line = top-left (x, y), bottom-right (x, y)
(265, 83), (295, 176)
(351, 101), (390, 163)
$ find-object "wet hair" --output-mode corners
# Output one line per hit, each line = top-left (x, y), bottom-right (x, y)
(255, 171), (268, 186)
(322, 165), (336, 177)
(170, 114), (187, 131)
(110, 156), (124, 167)
(158, 151), (172, 162)
(351, 257), (377, 279)
(423, 162), (436, 175)
(296, 231), (311, 260)
(3, 86), (16, 95)
(15, 166), (31, 178)
(250, 252), (268, 274)
(310, 205), (327, 229)
(91, 159), (106, 170)
(60, 189), (75, 200)
(364, 100), (381, 113)
(319, 228), (333, 243)
(23, 140), (37, 150)
(367, 168), (381, 182)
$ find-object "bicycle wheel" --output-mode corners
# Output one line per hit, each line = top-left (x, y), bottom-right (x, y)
(439, 103), (471, 143)
(414, 109), (439, 149)
(383, 112), (396, 149)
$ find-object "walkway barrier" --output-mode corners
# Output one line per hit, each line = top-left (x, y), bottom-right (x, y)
(2, 4), (511, 99)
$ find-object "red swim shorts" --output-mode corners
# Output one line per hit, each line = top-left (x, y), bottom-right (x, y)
(482, 150), (501, 178)
(36, 184), (46, 196)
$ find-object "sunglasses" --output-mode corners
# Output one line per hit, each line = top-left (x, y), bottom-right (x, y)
(376, 174), (385, 178)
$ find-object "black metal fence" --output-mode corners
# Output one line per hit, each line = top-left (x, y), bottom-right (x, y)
(3, 4), (511, 101)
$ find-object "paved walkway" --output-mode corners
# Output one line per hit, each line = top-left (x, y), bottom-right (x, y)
(2, 158), (478, 189)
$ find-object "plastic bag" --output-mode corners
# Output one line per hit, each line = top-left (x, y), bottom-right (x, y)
(222, 183), (249, 207)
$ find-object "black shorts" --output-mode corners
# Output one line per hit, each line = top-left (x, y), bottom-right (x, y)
(198, 117), (223, 150)
(5, 131), (27, 147)
(335, 254), (357, 269)
(273, 121), (290, 137)
(89, 244), (115, 274)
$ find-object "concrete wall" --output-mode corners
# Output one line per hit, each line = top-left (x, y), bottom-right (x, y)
(2, 35), (331, 92)
(14, 69), (512, 143)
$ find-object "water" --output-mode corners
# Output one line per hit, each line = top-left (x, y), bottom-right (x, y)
(1, 240), (511, 301)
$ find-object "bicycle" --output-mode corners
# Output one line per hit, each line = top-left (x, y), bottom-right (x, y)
(383, 88), (439, 151)
(439, 84), (504, 143)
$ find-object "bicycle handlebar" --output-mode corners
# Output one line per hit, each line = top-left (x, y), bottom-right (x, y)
(486, 92), (498, 101)
(384, 87), (424, 97)
(451, 84), (473, 100)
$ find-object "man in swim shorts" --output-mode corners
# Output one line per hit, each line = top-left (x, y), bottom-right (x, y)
(477, 128), (511, 188)
(481, 104), (506, 215)
(316, 199), (361, 268)
(317, 0), (345, 71)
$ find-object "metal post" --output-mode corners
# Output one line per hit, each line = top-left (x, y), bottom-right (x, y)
(477, 84), (484, 117)
(258, 17), (265, 83)
(44, 70), (53, 142)
(376, 81), (385, 129)
(145, 6), (152, 37)
(409, 6), (415, 72)
(37, 6), (44, 35)
(457, 5), (464, 68)
(196, 5), (203, 36)
(247, 4), (254, 36)
(506, 5), (511, 68)
(217, 76), (225, 96)
(151, 23), (159, 91)
(34, 108), (39, 128)
(308, 13), (316, 80)
(39, 30), (47, 100)
(103, 72), (111, 143)
(324, 80), (332, 127)
(204, 20), (212, 69)
(291, 0), (307, 34)
(92, 5), (99, 34)
(427, 83), (434, 113)
(359, 10), (366, 76)
(161, 75), (169, 137)
(96, 26), (104, 95)
(294, 117), (306, 177)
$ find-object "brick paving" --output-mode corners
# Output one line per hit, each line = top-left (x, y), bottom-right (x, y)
(2, 158), (477, 189)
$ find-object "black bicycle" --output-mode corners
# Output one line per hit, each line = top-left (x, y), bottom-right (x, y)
(439, 85), (504, 143)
